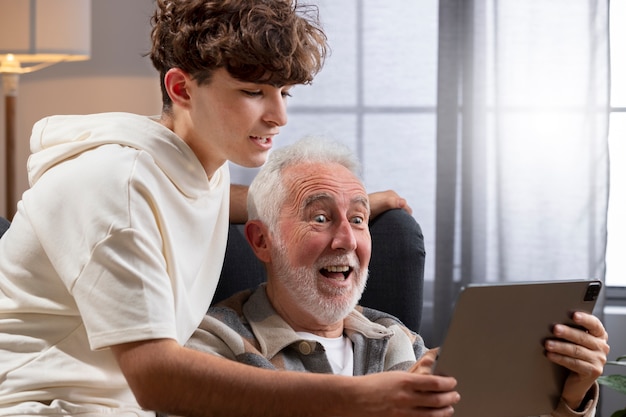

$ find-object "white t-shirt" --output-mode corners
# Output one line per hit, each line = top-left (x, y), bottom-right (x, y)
(0, 113), (230, 416)
(296, 332), (355, 376)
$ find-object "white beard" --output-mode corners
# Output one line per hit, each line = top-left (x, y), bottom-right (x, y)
(271, 239), (368, 325)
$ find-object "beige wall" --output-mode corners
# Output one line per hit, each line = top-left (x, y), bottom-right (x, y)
(0, 0), (161, 219)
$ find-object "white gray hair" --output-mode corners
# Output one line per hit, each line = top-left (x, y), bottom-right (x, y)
(247, 136), (362, 231)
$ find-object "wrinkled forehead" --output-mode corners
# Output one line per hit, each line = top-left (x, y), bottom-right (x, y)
(281, 162), (369, 211)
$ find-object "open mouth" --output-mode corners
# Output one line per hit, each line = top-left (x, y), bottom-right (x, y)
(320, 265), (352, 281)
(250, 136), (271, 145)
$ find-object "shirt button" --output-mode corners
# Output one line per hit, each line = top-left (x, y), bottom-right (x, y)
(298, 341), (313, 355)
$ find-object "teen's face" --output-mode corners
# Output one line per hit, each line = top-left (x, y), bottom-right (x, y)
(267, 162), (371, 328)
(187, 68), (291, 172)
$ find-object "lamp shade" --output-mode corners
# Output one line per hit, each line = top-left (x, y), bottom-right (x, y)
(0, 0), (91, 66)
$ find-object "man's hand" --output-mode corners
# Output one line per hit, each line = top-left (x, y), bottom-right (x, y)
(368, 190), (412, 220)
(409, 348), (439, 375)
(544, 311), (610, 410)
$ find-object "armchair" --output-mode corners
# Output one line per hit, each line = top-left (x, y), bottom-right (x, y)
(0, 216), (9, 238)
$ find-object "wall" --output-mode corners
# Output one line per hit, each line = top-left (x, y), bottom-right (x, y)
(0, 0), (160, 218)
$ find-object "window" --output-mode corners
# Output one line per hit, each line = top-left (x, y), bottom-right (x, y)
(230, 0), (623, 289)
(230, 0), (441, 280)
(606, 0), (626, 287)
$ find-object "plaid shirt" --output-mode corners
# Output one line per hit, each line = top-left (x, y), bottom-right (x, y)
(187, 284), (426, 375)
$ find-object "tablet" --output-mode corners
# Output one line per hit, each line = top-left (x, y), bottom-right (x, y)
(432, 279), (602, 417)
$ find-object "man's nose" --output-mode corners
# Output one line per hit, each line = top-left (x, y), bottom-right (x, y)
(331, 218), (357, 251)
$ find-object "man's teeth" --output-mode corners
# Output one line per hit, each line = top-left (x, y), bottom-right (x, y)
(321, 265), (351, 281)
(253, 136), (269, 144)
(325, 265), (350, 273)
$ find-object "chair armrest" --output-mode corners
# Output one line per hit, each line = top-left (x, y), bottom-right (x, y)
(362, 209), (425, 333)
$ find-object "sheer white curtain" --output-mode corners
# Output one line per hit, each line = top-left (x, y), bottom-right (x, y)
(432, 0), (609, 344)
(230, 0), (610, 346)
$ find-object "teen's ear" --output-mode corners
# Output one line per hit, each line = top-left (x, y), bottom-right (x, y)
(163, 68), (191, 108)
(244, 220), (272, 263)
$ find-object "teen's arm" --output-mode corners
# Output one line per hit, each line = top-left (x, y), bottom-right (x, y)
(229, 184), (249, 224)
(112, 338), (459, 417)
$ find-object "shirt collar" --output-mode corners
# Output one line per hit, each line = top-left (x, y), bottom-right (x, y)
(242, 284), (393, 360)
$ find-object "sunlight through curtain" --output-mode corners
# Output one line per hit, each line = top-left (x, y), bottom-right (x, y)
(432, 0), (610, 345)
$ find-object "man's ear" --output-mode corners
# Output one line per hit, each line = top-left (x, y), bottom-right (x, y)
(163, 68), (191, 108)
(244, 220), (272, 263)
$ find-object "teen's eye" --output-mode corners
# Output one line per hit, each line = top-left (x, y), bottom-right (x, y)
(242, 90), (262, 97)
(281, 90), (292, 98)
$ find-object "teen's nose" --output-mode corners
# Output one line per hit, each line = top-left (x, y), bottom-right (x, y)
(263, 92), (288, 127)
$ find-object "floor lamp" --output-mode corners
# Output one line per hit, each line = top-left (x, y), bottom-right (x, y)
(0, 0), (91, 220)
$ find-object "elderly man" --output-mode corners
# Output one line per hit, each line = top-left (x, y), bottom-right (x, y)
(188, 137), (608, 417)
(190, 136), (426, 375)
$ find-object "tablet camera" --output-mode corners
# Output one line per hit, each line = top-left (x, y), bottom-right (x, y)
(583, 283), (601, 302)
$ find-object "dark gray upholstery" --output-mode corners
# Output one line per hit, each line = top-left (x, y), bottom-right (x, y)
(0, 217), (9, 238)
(0, 209), (425, 332)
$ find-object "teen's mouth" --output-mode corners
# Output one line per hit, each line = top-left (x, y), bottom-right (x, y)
(250, 135), (273, 146)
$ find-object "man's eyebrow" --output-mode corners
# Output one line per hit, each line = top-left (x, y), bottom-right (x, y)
(303, 193), (333, 209)
(302, 193), (370, 213)
(352, 195), (371, 215)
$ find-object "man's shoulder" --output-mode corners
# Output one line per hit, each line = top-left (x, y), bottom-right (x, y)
(208, 289), (255, 320)
(355, 305), (408, 328)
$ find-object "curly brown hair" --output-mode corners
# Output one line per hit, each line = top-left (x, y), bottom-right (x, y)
(150, 0), (328, 110)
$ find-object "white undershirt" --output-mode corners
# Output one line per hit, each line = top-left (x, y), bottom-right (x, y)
(296, 332), (354, 376)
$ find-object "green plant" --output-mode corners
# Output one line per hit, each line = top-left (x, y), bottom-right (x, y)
(598, 355), (626, 417)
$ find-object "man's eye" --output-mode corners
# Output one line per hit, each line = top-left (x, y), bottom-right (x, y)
(313, 214), (327, 223)
(243, 90), (262, 97)
(351, 216), (364, 225)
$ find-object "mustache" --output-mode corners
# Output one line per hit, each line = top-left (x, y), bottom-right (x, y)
(313, 253), (360, 271)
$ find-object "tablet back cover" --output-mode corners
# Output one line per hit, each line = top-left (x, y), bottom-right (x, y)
(433, 280), (601, 417)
